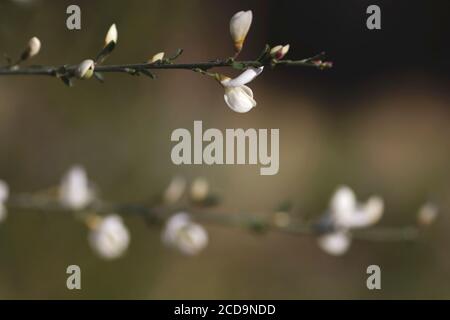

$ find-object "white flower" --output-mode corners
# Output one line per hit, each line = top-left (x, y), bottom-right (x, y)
(270, 44), (290, 60)
(219, 67), (263, 113)
(330, 186), (384, 229)
(162, 212), (208, 255)
(149, 52), (165, 63)
(105, 23), (118, 45)
(0, 180), (9, 223)
(318, 231), (351, 256)
(220, 67), (264, 88)
(75, 59), (95, 79)
(223, 85), (256, 113)
(89, 214), (130, 260)
(190, 177), (209, 202)
(230, 10), (253, 52)
(59, 165), (93, 210)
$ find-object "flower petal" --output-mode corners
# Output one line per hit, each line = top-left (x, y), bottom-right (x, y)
(221, 67), (264, 87)
(318, 231), (351, 256)
(224, 86), (256, 113)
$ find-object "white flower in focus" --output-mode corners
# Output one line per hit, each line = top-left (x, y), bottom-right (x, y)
(318, 231), (351, 256)
(270, 44), (290, 60)
(105, 23), (118, 46)
(75, 59), (95, 79)
(220, 67), (264, 88)
(149, 52), (165, 63)
(162, 212), (208, 255)
(190, 177), (209, 202)
(0, 180), (9, 223)
(230, 10), (253, 53)
(89, 214), (130, 260)
(223, 85), (256, 113)
(330, 186), (384, 229)
(219, 67), (263, 113)
(59, 165), (93, 210)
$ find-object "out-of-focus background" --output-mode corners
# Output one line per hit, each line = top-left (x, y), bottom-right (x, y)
(0, 0), (449, 299)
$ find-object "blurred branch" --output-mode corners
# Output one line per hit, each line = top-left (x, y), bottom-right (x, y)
(4, 193), (420, 243)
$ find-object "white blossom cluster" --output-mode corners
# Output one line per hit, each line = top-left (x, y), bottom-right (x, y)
(0, 167), (438, 259)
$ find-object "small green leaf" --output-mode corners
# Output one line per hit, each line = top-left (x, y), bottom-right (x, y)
(257, 44), (271, 62)
(231, 61), (246, 70)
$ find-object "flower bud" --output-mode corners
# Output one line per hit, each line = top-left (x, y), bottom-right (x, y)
(21, 36), (41, 61)
(229, 10), (253, 53)
(149, 52), (165, 63)
(190, 177), (209, 202)
(59, 165), (93, 209)
(270, 44), (290, 60)
(163, 176), (187, 204)
(105, 23), (118, 46)
(75, 59), (95, 80)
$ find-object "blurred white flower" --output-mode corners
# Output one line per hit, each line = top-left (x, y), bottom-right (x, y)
(318, 231), (351, 256)
(89, 214), (130, 260)
(230, 10), (253, 53)
(190, 177), (209, 202)
(417, 203), (438, 227)
(162, 212), (208, 255)
(317, 186), (384, 256)
(0, 180), (9, 223)
(270, 44), (290, 60)
(59, 165), (93, 210)
(149, 52), (165, 63)
(330, 186), (384, 229)
(163, 176), (187, 204)
(105, 23), (118, 46)
(75, 59), (95, 79)
(219, 67), (263, 113)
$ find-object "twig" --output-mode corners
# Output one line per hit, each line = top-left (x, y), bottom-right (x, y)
(0, 58), (325, 77)
(4, 193), (420, 242)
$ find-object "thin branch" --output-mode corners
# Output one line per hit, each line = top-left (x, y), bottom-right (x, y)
(4, 193), (420, 242)
(0, 57), (326, 77)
